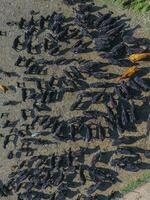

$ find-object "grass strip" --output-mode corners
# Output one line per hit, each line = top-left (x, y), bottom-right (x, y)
(112, 0), (150, 12)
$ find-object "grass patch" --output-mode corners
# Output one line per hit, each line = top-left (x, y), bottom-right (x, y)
(121, 172), (150, 195)
(112, 0), (150, 12)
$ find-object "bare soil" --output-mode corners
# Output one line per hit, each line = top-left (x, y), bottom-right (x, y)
(0, 0), (150, 199)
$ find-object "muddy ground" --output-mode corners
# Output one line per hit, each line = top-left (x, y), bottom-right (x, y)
(0, 0), (150, 199)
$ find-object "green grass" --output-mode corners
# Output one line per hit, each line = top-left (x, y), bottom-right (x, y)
(121, 172), (150, 195)
(112, 0), (150, 12)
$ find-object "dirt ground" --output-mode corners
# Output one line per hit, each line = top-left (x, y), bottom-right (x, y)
(0, 0), (150, 199)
